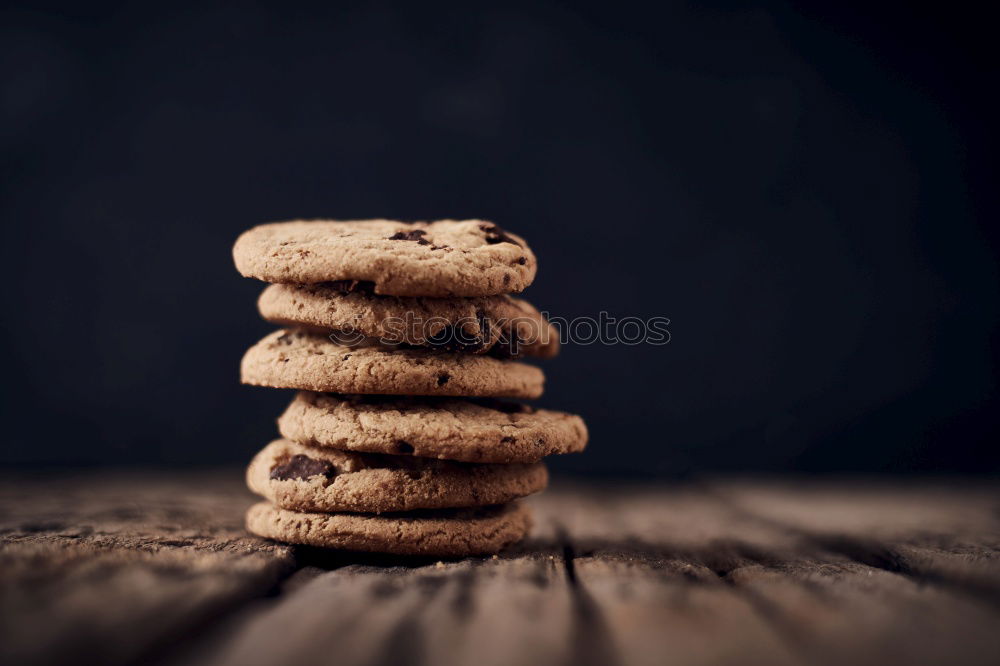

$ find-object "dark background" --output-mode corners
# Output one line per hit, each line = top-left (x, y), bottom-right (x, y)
(2, 1), (997, 475)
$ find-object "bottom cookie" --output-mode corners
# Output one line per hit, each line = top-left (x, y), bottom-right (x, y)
(246, 501), (531, 557)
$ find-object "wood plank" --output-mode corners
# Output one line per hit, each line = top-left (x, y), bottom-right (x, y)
(186, 484), (804, 666)
(537, 484), (804, 666)
(0, 470), (294, 666)
(178, 546), (577, 666)
(3, 472), (1000, 666)
(708, 479), (1000, 666)
(543, 481), (1000, 666)
(727, 559), (1000, 666)
(713, 479), (1000, 596)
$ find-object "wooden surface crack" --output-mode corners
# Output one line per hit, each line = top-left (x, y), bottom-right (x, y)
(706, 481), (1000, 612)
(556, 525), (622, 666)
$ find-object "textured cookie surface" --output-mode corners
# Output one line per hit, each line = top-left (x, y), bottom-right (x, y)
(279, 392), (588, 463)
(233, 219), (536, 297)
(246, 501), (531, 557)
(258, 284), (559, 358)
(247, 439), (547, 513)
(241, 329), (545, 398)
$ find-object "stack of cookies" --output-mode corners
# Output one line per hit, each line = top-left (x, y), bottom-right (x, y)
(233, 219), (587, 557)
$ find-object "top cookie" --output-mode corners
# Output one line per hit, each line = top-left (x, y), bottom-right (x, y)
(233, 219), (537, 297)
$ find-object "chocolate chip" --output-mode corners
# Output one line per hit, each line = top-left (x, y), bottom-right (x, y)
(270, 454), (336, 481)
(479, 224), (521, 247)
(503, 274), (511, 286)
(276, 332), (294, 344)
(342, 354), (351, 361)
(437, 372), (450, 386)
(500, 436), (515, 444)
(323, 279), (376, 294)
(396, 441), (414, 454)
(388, 230), (430, 245)
(515, 257), (527, 265)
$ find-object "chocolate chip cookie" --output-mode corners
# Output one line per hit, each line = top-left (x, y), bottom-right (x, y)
(247, 438), (547, 513)
(241, 329), (545, 398)
(233, 219), (536, 297)
(246, 501), (532, 557)
(278, 392), (588, 463)
(257, 283), (559, 358)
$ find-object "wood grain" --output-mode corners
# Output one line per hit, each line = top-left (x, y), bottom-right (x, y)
(0, 470), (293, 666)
(1, 471), (998, 666)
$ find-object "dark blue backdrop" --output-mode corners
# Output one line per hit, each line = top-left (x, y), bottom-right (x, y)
(2, 1), (997, 474)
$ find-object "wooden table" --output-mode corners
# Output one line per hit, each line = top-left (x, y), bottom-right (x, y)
(2, 471), (998, 666)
